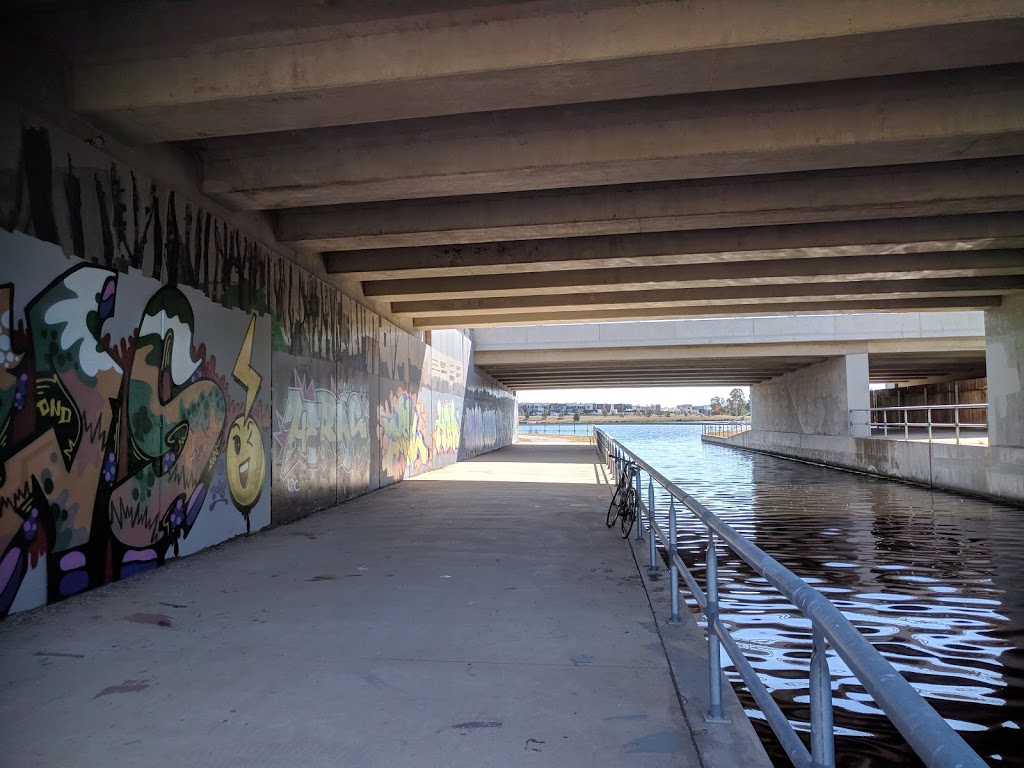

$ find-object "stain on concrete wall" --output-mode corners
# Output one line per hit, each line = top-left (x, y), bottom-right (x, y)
(0, 115), (516, 616)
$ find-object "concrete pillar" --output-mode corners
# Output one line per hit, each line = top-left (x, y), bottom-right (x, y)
(845, 353), (872, 437)
(985, 292), (1024, 448)
(751, 353), (869, 437)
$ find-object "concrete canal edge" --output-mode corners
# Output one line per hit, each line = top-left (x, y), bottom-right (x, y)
(701, 432), (1024, 507)
(626, 535), (774, 768)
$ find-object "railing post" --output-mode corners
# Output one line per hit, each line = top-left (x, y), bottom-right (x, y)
(956, 405), (961, 445)
(927, 407), (933, 442)
(704, 530), (728, 723)
(647, 478), (658, 574)
(634, 469), (644, 542)
(668, 499), (682, 624)
(809, 627), (836, 768)
(904, 407), (909, 441)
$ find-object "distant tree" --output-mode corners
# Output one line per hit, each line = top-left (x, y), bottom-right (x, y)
(573, 411), (580, 422)
(710, 396), (725, 414)
(727, 388), (749, 416)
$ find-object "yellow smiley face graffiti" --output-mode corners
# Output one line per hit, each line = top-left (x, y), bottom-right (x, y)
(226, 416), (265, 510)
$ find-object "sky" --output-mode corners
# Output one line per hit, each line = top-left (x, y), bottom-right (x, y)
(516, 386), (749, 408)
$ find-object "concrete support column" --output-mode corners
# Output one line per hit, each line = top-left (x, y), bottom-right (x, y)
(985, 293), (1024, 448)
(751, 353), (869, 436)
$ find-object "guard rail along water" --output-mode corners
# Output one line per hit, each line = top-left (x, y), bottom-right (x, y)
(594, 428), (986, 768)
(701, 415), (751, 438)
(849, 404), (988, 444)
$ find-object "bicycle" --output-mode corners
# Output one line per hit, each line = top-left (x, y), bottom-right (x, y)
(606, 456), (640, 538)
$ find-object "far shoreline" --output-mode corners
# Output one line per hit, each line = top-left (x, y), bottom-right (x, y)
(519, 415), (748, 426)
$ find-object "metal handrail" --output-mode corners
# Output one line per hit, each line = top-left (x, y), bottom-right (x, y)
(850, 403), (987, 444)
(594, 428), (985, 768)
(701, 415), (751, 437)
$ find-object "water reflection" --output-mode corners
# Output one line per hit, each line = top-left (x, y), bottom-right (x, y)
(603, 424), (1023, 767)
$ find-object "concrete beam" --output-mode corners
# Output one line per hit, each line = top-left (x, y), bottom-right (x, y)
(392, 277), (1024, 317)
(65, 1), (1024, 143)
(472, 313), (986, 353)
(413, 297), (1003, 329)
(201, 66), (1024, 209)
(324, 212), (1024, 279)
(365, 250), (1024, 300)
(474, 337), (986, 367)
(289, 161), (1024, 252)
(484, 350), (988, 388)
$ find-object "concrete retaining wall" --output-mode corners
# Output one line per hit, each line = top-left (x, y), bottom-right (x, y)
(704, 430), (1024, 505)
(0, 113), (516, 616)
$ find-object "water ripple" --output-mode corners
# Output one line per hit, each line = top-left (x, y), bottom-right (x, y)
(604, 424), (1024, 767)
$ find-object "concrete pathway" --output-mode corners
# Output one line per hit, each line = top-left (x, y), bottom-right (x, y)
(0, 442), (765, 767)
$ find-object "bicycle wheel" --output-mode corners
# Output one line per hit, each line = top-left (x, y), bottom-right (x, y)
(619, 487), (636, 538)
(606, 488), (621, 527)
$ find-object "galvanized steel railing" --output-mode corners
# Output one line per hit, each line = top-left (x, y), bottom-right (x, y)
(701, 415), (751, 438)
(595, 428), (986, 768)
(849, 404), (988, 444)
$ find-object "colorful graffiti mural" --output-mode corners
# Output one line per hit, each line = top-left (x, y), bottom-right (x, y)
(379, 388), (431, 481)
(0, 114), (517, 618)
(0, 249), (271, 617)
(433, 398), (462, 460)
(272, 367), (371, 506)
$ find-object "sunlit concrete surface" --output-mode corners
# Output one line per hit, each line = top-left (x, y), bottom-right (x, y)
(865, 429), (990, 446)
(0, 443), (768, 768)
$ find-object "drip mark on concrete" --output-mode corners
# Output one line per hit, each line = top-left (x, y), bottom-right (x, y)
(307, 575), (336, 581)
(93, 679), (151, 699)
(449, 721), (502, 730)
(604, 713), (648, 721)
(623, 730), (680, 754)
(570, 654), (594, 666)
(525, 738), (545, 751)
(33, 651), (85, 658)
(123, 612), (173, 627)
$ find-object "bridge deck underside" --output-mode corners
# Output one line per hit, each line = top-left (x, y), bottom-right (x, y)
(478, 351), (987, 389)
(5, 0), (1023, 331)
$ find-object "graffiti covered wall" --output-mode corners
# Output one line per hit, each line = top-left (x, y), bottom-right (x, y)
(0, 114), (516, 617)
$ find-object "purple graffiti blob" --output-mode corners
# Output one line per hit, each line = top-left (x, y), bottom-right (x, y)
(0, 549), (24, 614)
(168, 498), (185, 529)
(13, 373), (27, 411)
(122, 550), (156, 564)
(21, 508), (39, 541)
(59, 551), (86, 571)
(102, 453), (117, 484)
(160, 452), (177, 474)
(120, 549), (157, 579)
(59, 570), (89, 597)
(98, 276), (116, 322)
(184, 484), (206, 527)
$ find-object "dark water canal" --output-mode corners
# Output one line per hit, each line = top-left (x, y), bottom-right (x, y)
(600, 424), (1023, 767)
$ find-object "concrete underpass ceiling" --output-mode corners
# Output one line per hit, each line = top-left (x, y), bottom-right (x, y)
(6, 0), (1024, 332)
(473, 351), (988, 389)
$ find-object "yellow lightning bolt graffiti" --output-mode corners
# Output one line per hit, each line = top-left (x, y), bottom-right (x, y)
(226, 315), (266, 518)
(232, 316), (261, 417)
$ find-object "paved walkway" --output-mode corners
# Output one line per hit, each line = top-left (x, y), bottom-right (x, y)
(0, 442), (766, 767)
